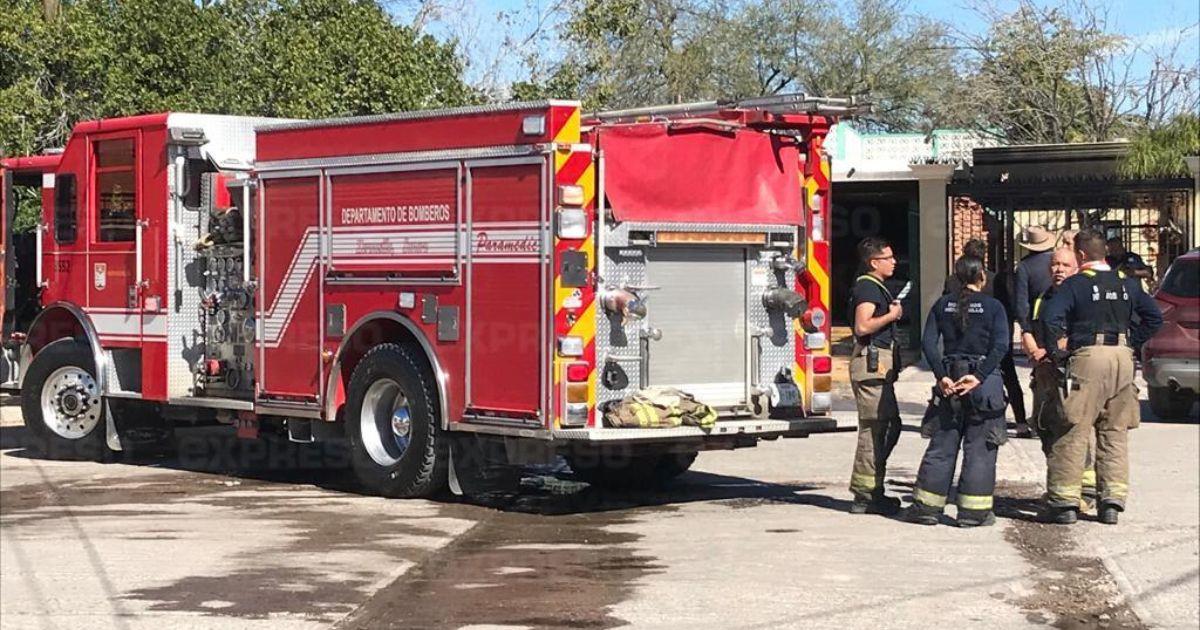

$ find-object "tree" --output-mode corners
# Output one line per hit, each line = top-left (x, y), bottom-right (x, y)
(1, 0), (474, 230)
(1120, 114), (1200, 179)
(508, 0), (965, 130)
(957, 0), (1200, 144)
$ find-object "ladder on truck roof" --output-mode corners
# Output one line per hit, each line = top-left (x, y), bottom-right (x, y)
(588, 93), (871, 124)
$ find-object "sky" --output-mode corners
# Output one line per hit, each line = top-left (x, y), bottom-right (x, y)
(401, 0), (1200, 93)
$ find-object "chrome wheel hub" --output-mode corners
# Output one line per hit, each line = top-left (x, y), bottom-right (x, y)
(40, 366), (101, 440)
(360, 378), (413, 467)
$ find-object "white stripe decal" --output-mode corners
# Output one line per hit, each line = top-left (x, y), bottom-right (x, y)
(263, 223), (544, 347)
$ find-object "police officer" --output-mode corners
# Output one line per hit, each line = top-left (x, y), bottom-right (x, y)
(906, 255), (1009, 527)
(847, 237), (903, 515)
(1021, 248), (1097, 511)
(1041, 229), (1163, 525)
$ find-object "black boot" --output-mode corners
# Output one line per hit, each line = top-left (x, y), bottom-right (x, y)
(957, 509), (996, 527)
(1098, 504), (1120, 525)
(1044, 506), (1078, 524)
(903, 502), (942, 525)
(850, 495), (901, 515)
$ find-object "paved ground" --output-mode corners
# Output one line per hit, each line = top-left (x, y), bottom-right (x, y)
(1, 366), (1197, 630)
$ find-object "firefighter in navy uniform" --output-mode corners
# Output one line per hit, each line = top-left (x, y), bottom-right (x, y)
(1041, 229), (1163, 525)
(906, 255), (1010, 527)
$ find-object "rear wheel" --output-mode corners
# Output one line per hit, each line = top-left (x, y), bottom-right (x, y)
(568, 450), (699, 489)
(1148, 386), (1197, 420)
(345, 343), (446, 498)
(20, 339), (108, 460)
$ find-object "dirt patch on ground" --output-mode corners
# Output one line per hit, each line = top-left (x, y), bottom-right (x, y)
(998, 482), (1145, 629)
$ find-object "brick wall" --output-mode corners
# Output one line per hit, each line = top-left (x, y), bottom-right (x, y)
(950, 196), (988, 265)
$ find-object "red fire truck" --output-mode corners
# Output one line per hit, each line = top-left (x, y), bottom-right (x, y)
(1, 95), (852, 496)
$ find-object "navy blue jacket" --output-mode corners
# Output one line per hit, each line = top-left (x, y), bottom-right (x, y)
(1041, 266), (1163, 350)
(923, 290), (1010, 381)
(1014, 250), (1054, 334)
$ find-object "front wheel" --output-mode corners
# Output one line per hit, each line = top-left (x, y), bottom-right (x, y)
(20, 339), (109, 460)
(345, 343), (447, 498)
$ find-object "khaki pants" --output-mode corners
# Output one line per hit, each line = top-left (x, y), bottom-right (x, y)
(849, 344), (901, 501)
(1046, 346), (1139, 510)
(1033, 364), (1097, 508)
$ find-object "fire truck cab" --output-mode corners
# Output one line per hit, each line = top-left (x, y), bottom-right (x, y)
(1, 96), (851, 496)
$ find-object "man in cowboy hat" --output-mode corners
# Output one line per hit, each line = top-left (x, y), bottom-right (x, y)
(1011, 225), (1056, 437)
(1014, 225), (1056, 340)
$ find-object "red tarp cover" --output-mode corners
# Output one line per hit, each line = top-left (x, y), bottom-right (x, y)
(599, 124), (801, 225)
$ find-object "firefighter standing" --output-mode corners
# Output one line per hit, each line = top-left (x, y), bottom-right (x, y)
(1041, 229), (1163, 525)
(847, 237), (904, 515)
(906, 255), (1010, 527)
(944, 238), (1030, 438)
(1021, 248), (1097, 510)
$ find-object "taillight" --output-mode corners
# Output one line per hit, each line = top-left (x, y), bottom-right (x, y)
(567, 363), (590, 382)
(813, 356), (832, 373)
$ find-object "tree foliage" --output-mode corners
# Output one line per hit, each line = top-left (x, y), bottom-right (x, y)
(509, 0), (965, 129)
(0, 0), (473, 158)
(958, 0), (1199, 144)
(1, 0), (473, 230)
(507, 0), (1197, 141)
(1120, 114), (1200, 179)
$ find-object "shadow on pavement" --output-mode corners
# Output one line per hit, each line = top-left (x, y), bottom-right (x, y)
(1137, 400), (1200, 424)
(2, 422), (846, 517)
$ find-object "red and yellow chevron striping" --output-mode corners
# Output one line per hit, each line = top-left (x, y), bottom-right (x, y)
(551, 106), (598, 428)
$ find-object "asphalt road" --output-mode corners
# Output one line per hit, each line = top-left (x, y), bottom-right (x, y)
(1, 370), (1197, 630)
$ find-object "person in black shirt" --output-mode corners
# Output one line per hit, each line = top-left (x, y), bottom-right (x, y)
(1105, 237), (1152, 282)
(846, 237), (904, 515)
(905, 255), (1009, 527)
(943, 238), (1029, 437)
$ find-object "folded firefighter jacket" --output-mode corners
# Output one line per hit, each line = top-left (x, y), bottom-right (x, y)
(604, 387), (718, 430)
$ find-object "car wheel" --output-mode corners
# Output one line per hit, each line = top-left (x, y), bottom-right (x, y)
(20, 339), (109, 460)
(345, 343), (447, 498)
(1148, 386), (1197, 420)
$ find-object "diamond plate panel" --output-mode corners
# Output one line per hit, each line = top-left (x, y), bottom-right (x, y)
(165, 116), (266, 398)
(750, 255), (798, 388)
(594, 245), (647, 406)
(594, 231), (798, 410)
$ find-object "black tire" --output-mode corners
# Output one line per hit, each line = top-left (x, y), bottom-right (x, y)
(654, 451), (699, 481)
(20, 338), (109, 460)
(568, 451), (698, 489)
(345, 343), (446, 498)
(1148, 386), (1196, 420)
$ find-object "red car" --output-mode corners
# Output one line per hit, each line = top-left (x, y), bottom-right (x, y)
(1143, 248), (1200, 420)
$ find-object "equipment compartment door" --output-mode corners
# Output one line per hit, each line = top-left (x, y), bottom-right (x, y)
(257, 176), (323, 399)
(465, 162), (545, 419)
(645, 245), (749, 408)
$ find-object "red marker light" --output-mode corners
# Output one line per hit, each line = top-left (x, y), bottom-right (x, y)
(567, 363), (590, 382)
(813, 356), (832, 374)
